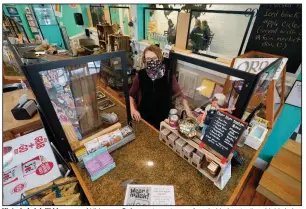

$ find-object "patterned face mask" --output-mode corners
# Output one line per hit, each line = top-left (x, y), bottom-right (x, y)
(146, 60), (165, 80)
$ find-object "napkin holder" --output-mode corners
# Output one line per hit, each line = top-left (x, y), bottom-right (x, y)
(11, 99), (37, 120)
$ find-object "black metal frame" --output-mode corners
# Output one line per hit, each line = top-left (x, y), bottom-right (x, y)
(109, 6), (130, 25)
(21, 51), (132, 162)
(167, 51), (279, 118)
(186, 9), (254, 59)
(143, 7), (180, 41)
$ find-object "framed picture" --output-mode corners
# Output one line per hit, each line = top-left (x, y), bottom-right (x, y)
(25, 7), (31, 14)
(98, 99), (115, 111)
(30, 27), (38, 33)
(6, 6), (19, 15)
(11, 16), (22, 23)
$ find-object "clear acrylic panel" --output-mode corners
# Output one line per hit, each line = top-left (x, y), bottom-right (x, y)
(187, 11), (251, 58)
(39, 57), (128, 143)
(174, 60), (245, 120)
(144, 9), (179, 47)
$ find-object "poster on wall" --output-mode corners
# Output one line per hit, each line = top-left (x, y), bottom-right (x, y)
(230, 58), (288, 81)
(3, 129), (62, 205)
(53, 4), (62, 17)
(6, 6), (19, 15)
(11, 16), (22, 23)
(33, 6), (57, 25)
(148, 21), (157, 33)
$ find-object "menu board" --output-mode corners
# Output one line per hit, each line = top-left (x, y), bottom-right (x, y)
(202, 111), (247, 158)
(245, 4), (301, 74)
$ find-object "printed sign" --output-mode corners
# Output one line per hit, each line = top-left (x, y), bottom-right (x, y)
(124, 185), (175, 205)
(230, 57), (287, 81)
(3, 129), (61, 205)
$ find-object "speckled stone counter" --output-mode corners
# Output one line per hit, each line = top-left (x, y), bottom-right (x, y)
(71, 99), (256, 205)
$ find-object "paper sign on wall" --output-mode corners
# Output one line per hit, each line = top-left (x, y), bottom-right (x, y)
(230, 58), (288, 81)
(148, 21), (157, 33)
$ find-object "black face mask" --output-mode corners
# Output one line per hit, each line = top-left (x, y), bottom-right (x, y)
(146, 60), (165, 80)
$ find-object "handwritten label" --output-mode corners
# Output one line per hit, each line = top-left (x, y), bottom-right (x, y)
(246, 4), (301, 74)
(202, 111), (247, 158)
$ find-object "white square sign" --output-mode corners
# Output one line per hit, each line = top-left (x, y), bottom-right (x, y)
(3, 129), (62, 205)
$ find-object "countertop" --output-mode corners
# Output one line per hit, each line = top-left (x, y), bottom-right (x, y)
(3, 89), (42, 141)
(71, 89), (259, 205)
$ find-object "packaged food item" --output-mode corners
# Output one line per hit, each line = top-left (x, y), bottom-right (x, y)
(120, 126), (133, 137)
(53, 193), (81, 206)
(98, 134), (112, 147)
(40, 191), (56, 205)
(61, 182), (78, 196)
(109, 129), (123, 144)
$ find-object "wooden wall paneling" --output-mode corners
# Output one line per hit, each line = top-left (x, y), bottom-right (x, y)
(175, 12), (190, 50)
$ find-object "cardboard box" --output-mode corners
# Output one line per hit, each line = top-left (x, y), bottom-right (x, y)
(168, 133), (178, 150)
(3, 129), (61, 205)
(214, 162), (231, 190)
(175, 138), (187, 156)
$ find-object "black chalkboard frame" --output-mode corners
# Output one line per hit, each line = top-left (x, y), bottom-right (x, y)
(186, 9), (255, 59)
(201, 110), (248, 162)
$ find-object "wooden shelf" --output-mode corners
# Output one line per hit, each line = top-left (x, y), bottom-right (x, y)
(160, 121), (233, 184)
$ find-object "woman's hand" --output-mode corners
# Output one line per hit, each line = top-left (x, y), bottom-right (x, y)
(131, 108), (142, 121)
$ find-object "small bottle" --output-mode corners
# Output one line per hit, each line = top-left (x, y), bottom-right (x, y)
(20, 79), (28, 90)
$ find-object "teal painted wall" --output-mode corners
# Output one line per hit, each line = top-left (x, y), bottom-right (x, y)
(259, 73), (302, 162)
(110, 7), (120, 25)
(80, 4), (90, 27)
(56, 5), (84, 37)
(136, 4), (149, 41)
(297, 73), (302, 81)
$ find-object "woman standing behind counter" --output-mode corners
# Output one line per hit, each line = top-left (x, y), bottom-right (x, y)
(129, 45), (192, 129)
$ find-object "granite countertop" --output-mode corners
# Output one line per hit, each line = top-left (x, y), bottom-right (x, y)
(72, 94), (256, 205)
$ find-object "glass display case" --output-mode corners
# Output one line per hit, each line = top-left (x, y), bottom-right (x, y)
(21, 51), (132, 161)
(186, 10), (254, 59)
(224, 50), (287, 128)
(144, 7), (180, 47)
(167, 52), (280, 119)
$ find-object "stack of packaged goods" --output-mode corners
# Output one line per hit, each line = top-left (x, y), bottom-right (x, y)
(75, 126), (134, 168)
(23, 177), (81, 206)
(83, 147), (115, 181)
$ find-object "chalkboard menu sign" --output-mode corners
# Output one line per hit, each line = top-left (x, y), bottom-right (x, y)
(246, 4), (301, 74)
(202, 111), (247, 158)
